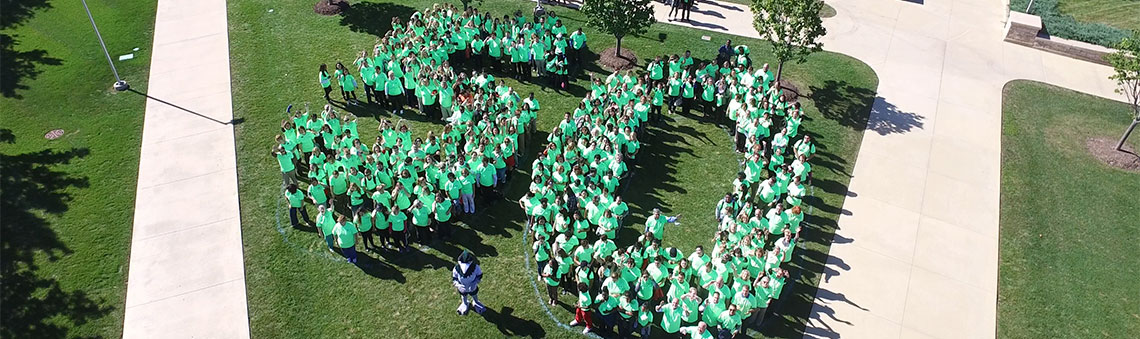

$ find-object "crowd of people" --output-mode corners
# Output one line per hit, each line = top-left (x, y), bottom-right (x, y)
(276, 4), (587, 263)
(275, 4), (818, 338)
(521, 37), (815, 339)
(317, 4), (588, 112)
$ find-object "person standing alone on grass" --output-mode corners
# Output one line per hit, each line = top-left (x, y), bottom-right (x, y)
(318, 64), (332, 102)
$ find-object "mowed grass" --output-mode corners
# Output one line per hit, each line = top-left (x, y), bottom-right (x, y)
(229, 0), (876, 337)
(998, 80), (1140, 338)
(1058, 0), (1140, 32)
(0, 0), (155, 338)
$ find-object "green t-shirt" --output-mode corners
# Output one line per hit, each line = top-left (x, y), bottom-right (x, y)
(333, 222), (356, 248)
(308, 184), (328, 205)
(285, 189), (305, 208)
(276, 152), (295, 173)
(411, 205), (432, 227)
(660, 304), (683, 333)
(434, 199), (452, 222)
(389, 211), (407, 231)
(717, 311), (742, 331)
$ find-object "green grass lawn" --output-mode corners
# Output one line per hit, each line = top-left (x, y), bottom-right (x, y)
(0, 0), (155, 338)
(229, 0), (875, 337)
(998, 80), (1140, 338)
(1058, 0), (1140, 32)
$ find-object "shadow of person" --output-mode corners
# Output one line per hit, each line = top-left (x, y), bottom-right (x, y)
(480, 306), (547, 338)
(353, 253), (407, 283)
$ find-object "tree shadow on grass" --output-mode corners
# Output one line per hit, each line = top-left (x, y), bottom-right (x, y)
(0, 129), (112, 338)
(1, 0), (62, 99)
(337, 2), (416, 37)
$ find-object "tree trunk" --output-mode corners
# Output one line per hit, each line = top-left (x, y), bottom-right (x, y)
(1116, 117), (1140, 151)
(775, 60), (785, 88)
(615, 36), (623, 57)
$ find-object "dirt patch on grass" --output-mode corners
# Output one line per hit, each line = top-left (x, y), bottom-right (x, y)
(599, 47), (638, 71)
(1086, 137), (1140, 172)
(314, 0), (347, 15)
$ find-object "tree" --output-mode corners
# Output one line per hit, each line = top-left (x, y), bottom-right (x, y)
(581, 0), (655, 57)
(1106, 32), (1140, 151)
(751, 0), (826, 84)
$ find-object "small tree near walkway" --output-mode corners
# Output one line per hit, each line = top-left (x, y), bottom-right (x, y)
(582, 0), (655, 57)
(751, 0), (826, 84)
(1106, 32), (1140, 151)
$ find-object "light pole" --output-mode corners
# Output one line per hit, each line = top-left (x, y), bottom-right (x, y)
(81, 0), (129, 91)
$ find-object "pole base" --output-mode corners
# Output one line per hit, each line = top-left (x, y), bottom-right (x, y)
(113, 80), (130, 91)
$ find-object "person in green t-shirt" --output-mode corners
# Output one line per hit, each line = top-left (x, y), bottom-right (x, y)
(316, 205), (337, 253)
(679, 322), (714, 339)
(540, 260), (560, 306)
(410, 200), (433, 244)
(335, 62), (359, 105)
(272, 145), (297, 188)
(388, 207), (408, 253)
(656, 297), (686, 334)
(432, 192), (453, 239)
(636, 301), (655, 337)
(308, 179), (329, 208)
(717, 305), (742, 338)
(571, 282), (595, 333)
(318, 64), (332, 101)
(617, 292), (639, 337)
(284, 184), (312, 227)
(333, 215), (358, 263)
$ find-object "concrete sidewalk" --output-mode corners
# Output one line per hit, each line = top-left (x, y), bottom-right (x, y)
(653, 1), (1125, 339)
(121, 0), (248, 338)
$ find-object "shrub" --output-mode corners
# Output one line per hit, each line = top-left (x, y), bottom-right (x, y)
(1009, 0), (1133, 48)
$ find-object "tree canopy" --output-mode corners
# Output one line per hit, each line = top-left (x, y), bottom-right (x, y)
(751, 0), (826, 81)
(1106, 32), (1140, 150)
(582, 0), (655, 56)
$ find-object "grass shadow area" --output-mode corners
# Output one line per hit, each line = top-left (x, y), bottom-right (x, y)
(338, 2), (416, 37)
(0, 0), (157, 337)
(0, 130), (113, 338)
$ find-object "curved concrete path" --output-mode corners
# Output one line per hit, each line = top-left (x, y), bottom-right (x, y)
(121, 0), (248, 337)
(653, 0), (1125, 338)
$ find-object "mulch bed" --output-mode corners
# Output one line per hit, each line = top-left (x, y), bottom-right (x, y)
(599, 47), (638, 71)
(777, 79), (801, 102)
(1086, 137), (1140, 172)
(314, 0), (348, 16)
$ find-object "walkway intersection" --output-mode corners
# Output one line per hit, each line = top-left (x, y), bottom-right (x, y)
(653, 0), (1124, 338)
